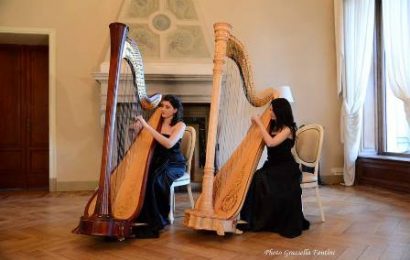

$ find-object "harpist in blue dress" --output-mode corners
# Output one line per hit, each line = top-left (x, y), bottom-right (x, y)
(134, 134), (185, 237)
(131, 94), (187, 238)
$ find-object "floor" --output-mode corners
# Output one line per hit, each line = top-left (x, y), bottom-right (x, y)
(0, 185), (409, 259)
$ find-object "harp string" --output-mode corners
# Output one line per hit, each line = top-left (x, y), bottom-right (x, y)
(108, 40), (149, 208)
(216, 59), (266, 169)
(216, 59), (267, 195)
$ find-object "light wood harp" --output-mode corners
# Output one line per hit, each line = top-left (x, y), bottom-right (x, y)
(184, 22), (278, 235)
(73, 23), (162, 240)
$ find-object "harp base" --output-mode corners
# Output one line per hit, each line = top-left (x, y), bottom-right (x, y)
(184, 209), (242, 236)
(72, 215), (133, 240)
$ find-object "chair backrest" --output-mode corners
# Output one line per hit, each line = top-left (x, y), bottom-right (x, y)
(293, 123), (324, 174)
(180, 126), (196, 173)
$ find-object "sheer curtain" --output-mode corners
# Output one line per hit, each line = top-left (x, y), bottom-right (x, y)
(383, 0), (410, 125)
(334, 0), (375, 186)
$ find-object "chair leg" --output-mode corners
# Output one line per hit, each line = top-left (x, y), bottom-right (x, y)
(169, 185), (175, 224)
(315, 186), (325, 222)
(187, 184), (194, 208)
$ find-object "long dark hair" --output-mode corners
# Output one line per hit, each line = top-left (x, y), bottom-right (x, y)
(162, 94), (183, 126)
(269, 98), (297, 139)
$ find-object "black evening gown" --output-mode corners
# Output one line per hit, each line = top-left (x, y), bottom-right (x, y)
(133, 134), (186, 238)
(239, 138), (310, 238)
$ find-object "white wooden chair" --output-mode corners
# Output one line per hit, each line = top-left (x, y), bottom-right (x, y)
(292, 123), (325, 222)
(169, 126), (196, 224)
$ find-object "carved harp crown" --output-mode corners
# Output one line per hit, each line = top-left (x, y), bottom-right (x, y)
(74, 23), (162, 239)
(184, 22), (278, 235)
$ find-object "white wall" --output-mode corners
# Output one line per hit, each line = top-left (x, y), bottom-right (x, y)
(0, 0), (343, 190)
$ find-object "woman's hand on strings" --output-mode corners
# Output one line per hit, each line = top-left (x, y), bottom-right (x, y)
(135, 115), (148, 128)
(130, 119), (143, 134)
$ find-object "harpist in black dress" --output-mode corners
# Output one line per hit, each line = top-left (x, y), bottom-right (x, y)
(239, 98), (309, 238)
(131, 95), (186, 238)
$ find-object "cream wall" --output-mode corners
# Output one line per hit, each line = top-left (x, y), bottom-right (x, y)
(0, 0), (342, 190)
(198, 0), (343, 183)
(0, 0), (124, 190)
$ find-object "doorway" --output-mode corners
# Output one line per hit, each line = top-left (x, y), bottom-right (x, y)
(0, 43), (49, 190)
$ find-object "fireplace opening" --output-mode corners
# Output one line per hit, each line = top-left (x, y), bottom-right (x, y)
(183, 103), (209, 184)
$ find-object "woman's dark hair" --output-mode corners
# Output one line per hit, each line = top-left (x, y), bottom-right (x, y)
(162, 94), (184, 126)
(269, 98), (297, 139)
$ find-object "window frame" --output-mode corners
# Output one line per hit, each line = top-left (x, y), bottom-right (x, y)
(362, 0), (410, 159)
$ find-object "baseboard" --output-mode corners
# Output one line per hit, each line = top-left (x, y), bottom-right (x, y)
(56, 181), (98, 191)
(57, 180), (199, 192)
(320, 174), (343, 185)
(49, 178), (57, 192)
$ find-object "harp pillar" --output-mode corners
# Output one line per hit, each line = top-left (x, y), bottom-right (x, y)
(184, 23), (239, 235)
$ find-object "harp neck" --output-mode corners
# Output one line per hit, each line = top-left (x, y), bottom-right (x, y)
(227, 35), (276, 106)
(214, 23), (277, 107)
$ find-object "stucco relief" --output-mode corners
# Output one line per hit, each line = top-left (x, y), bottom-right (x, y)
(120, 0), (210, 61)
(166, 26), (209, 58)
(166, 0), (198, 20)
(128, 25), (160, 58)
(152, 14), (172, 31)
(128, 0), (159, 18)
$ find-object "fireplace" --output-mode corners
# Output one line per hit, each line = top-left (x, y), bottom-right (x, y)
(93, 62), (212, 183)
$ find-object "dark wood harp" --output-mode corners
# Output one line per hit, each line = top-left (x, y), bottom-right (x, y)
(73, 23), (162, 240)
(184, 23), (279, 235)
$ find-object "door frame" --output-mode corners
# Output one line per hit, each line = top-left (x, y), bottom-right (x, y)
(0, 27), (56, 191)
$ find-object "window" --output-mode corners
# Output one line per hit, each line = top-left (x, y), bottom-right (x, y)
(385, 82), (410, 153)
(362, 0), (410, 157)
